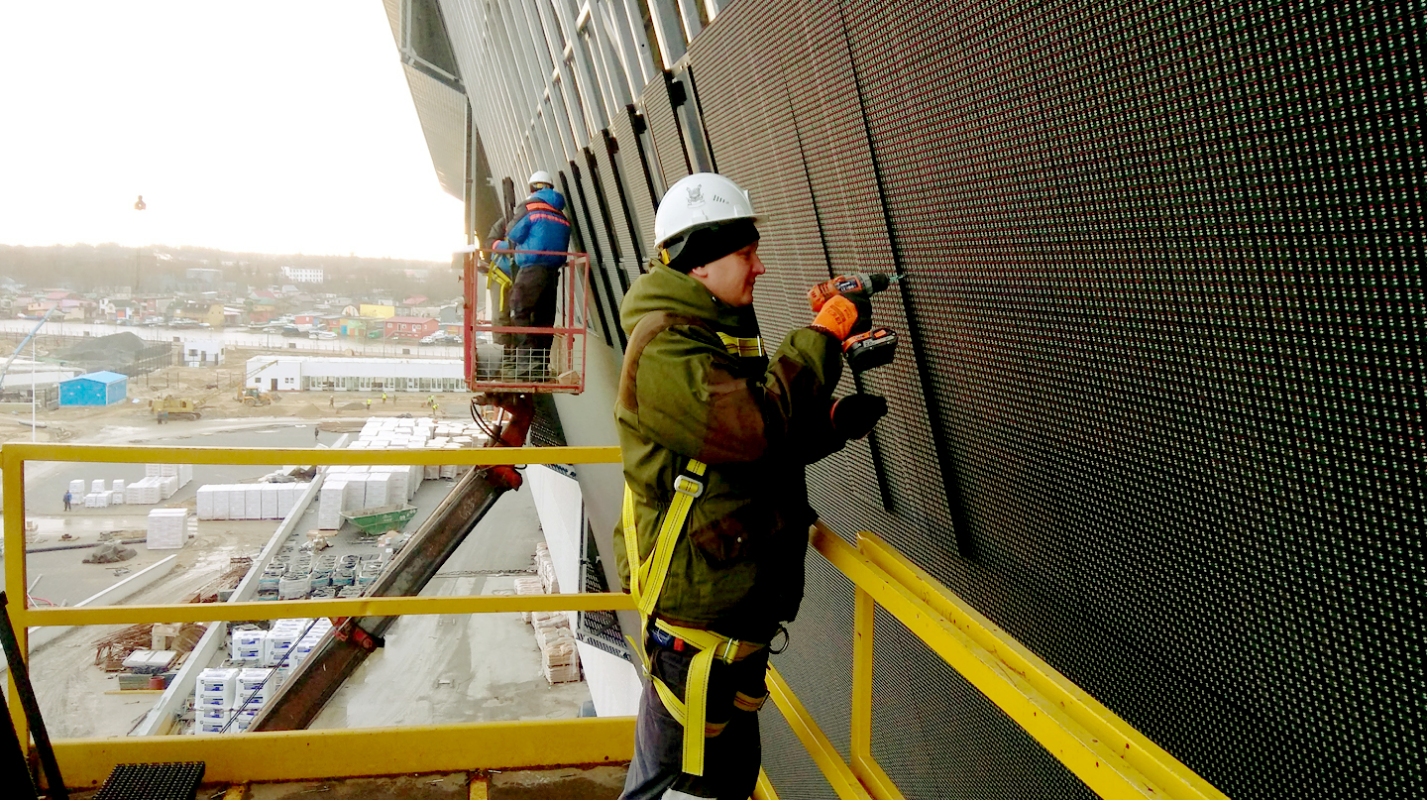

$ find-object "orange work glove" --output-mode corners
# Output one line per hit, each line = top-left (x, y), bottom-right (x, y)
(810, 294), (871, 340)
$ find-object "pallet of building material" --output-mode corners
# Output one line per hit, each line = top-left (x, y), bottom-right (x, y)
(147, 508), (188, 550)
(513, 576), (544, 623)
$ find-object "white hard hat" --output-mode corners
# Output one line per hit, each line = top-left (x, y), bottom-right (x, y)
(528, 170), (554, 190)
(653, 173), (757, 251)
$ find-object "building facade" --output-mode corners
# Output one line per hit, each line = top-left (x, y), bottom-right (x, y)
(383, 317), (440, 340)
(279, 266), (324, 284)
(245, 356), (464, 393)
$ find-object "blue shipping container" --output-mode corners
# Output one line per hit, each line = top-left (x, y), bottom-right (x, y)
(59, 371), (128, 407)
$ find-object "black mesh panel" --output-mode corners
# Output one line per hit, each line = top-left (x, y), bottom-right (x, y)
(677, 0), (1427, 798)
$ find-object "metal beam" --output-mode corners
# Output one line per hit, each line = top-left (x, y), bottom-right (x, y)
(48, 717), (635, 788)
(0, 443), (621, 467)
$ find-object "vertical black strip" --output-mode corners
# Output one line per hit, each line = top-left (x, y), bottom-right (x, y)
(584, 147), (631, 291)
(602, 131), (645, 263)
(682, 65), (717, 173)
(558, 170), (613, 350)
(835, 5), (972, 558)
(568, 160), (625, 350)
(627, 105), (661, 216)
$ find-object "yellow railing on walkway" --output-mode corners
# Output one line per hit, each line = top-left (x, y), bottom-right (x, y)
(2, 442), (1226, 799)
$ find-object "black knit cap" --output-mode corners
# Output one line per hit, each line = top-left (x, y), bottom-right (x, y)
(663, 219), (760, 272)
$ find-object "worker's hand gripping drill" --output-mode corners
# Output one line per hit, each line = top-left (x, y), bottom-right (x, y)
(808, 273), (901, 374)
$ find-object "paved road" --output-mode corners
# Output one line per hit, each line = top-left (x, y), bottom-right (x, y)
(0, 320), (463, 359)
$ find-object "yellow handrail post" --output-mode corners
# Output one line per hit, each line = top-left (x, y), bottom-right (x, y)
(844, 527), (906, 800)
(2, 444), (31, 754)
(765, 665), (872, 800)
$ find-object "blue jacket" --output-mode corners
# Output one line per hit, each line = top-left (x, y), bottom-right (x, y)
(506, 189), (572, 268)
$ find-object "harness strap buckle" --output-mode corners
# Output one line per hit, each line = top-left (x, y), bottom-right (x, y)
(673, 473), (704, 498)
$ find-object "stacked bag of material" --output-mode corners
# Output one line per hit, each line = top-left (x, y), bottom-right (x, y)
(541, 631), (581, 685)
(146, 508), (189, 550)
(535, 543), (558, 593)
(513, 576), (544, 623)
(68, 479), (85, 496)
(521, 542), (581, 685)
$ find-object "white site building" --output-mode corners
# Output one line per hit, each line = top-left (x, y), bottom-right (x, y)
(181, 338), (224, 367)
(245, 356), (464, 393)
(279, 266), (324, 284)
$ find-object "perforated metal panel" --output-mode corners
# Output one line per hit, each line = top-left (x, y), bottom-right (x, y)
(642, 72), (691, 186)
(612, 107), (660, 259)
(680, 0), (1427, 798)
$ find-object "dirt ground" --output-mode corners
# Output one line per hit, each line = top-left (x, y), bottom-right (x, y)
(1, 361), (466, 445)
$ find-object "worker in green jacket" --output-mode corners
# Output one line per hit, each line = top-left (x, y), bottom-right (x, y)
(615, 173), (888, 800)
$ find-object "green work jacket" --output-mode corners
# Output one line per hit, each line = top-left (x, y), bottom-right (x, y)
(613, 263), (847, 641)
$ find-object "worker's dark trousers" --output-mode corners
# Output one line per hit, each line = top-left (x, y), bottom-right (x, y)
(508, 264), (559, 352)
(620, 638), (768, 800)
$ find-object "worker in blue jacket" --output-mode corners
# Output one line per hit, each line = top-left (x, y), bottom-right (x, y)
(503, 170), (572, 380)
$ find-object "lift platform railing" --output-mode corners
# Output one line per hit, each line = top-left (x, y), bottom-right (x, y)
(2, 443), (1227, 800)
(460, 247), (590, 394)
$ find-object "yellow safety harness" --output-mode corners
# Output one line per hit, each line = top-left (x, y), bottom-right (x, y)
(488, 256), (514, 311)
(621, 332), (768, 777)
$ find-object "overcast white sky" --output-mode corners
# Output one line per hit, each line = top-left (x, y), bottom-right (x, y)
(0, 2), (463, 262)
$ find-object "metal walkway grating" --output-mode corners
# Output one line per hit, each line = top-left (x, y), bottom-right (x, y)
(93, 762), (205, 800)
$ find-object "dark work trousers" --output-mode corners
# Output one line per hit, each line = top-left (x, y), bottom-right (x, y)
(509, 264), (560, 352)
(620, 636), (769, 800)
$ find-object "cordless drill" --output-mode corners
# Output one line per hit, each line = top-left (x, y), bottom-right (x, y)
(807, 273), (901, 374)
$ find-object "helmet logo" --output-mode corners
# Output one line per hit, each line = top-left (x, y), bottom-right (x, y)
(686, 185), (704, 207)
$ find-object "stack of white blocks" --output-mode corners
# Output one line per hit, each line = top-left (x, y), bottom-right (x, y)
(82, 478), (121, 508)
(147, 463), (194, 485)
(146, 508), (189, 550)
(288, 619), (333, 673)
(194, 667), (239, 735)
(196, 484), (302, 521)
(316, 420), (429, 530)
(232, 668), (274, 731)
(229, 628), (265, 663)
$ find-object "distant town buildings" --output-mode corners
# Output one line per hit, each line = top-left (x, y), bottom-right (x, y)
(280, 266), (324, 284)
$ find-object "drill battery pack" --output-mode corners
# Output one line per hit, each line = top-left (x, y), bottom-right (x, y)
(843, 327), (898, 373)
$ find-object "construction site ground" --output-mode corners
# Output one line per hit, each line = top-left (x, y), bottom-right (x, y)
(3, 361), (591, 740)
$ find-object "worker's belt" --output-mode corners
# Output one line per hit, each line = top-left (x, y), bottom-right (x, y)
(623, 459), (771, 776)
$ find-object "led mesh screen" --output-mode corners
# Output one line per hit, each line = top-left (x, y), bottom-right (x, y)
(670, 0), (1425, 798)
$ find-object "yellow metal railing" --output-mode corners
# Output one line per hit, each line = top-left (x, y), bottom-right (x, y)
(2, 442), (1226, 799)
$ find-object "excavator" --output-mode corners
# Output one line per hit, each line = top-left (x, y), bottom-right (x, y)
(150, 396), (203, 422)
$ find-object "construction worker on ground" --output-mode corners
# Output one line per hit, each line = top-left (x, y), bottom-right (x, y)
(365, 398), (371, 411)
(614, 173), (888, 800)
(501, 170), (572, 380)
(382, 392), (387, 404)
